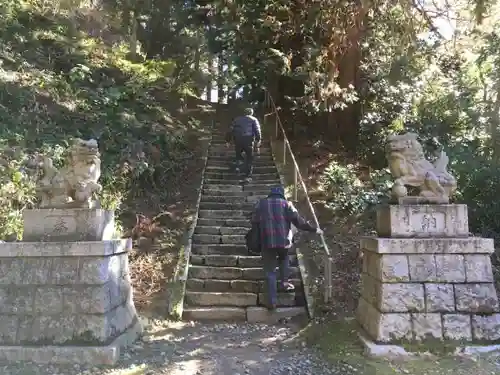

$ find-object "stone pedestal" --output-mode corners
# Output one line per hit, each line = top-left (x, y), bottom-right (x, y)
(22, 208), (115, 241)
(0, 209), (142, 365)
(357, 204), (500, 344)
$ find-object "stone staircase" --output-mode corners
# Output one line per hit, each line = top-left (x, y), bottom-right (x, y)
(183, 128), (307, 322)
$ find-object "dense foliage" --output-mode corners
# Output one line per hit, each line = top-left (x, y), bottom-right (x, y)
(2, 0), (500, 242)
(0, 0), (202, 239)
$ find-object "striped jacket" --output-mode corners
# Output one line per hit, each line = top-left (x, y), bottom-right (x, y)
(251, 194), (316, 249)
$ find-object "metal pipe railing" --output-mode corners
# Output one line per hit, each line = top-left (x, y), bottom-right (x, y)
(263, 90), (333, 303)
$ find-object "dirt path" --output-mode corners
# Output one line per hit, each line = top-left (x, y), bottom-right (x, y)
(0, 319), (351, 375)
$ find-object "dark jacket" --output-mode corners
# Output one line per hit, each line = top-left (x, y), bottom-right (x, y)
(226, 115), (262, 143)
(251, 193), (316, 249)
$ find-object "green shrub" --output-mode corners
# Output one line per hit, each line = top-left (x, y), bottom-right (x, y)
(319, 161), (392, 216)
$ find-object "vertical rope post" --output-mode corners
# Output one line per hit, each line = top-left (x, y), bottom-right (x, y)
(293, 169), (298, 201)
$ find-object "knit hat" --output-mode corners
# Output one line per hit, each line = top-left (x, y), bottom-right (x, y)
(269, 186), (285, 197)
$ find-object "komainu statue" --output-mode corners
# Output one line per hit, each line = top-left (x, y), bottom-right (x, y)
(36, 138), (102, 208)
(386, 132), (457, 204)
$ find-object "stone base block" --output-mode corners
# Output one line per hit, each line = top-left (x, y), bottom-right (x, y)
(360, 274), (426, 313)
(472, 314), (500, 341)
(0, 239), (131, 257)
(358, 295), (500, 343)
(0, 319), (142, 365)
(357, 298), (413, 342)
(3, 300), (138, 346)
(357, 301), (445, 342)
(0, 240), (139, 350)
(23, 209), (115, 242)
(362, 251), (495, 284)
(376, 204), (468, 238)
(359, 331), (500, 359)
(361, 237), (494, 255)
(397, 196), (448, 205)
(360, 273), (498, 316)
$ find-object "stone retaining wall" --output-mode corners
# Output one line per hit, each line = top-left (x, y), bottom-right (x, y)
(357, 204), (500, 344)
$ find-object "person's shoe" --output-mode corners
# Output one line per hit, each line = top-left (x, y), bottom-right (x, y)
(280, 282), (295, 293)
(244, 176), (252, 182)
(235, 167), (240, 173)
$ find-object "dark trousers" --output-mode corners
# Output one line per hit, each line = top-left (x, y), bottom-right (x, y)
(262, 247), (290, 305)
(234, 135), (254, 177)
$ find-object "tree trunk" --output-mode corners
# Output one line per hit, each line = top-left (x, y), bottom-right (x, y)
(491, 80), (500, 160)
(194, 33), (201, 96)
(129, 12), (138, 61)
(207, 56), (215, 102)
(218, 53), (225, 104)
(336, 4), (367, 150)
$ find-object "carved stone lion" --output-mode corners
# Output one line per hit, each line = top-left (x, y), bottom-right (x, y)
(386, 132), (457, 204)
(36, 138), (102, 208)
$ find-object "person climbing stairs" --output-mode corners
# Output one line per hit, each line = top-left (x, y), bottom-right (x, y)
(182, 127), (308, 322)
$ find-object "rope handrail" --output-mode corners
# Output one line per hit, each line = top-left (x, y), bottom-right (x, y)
(264, 89), (333, 303)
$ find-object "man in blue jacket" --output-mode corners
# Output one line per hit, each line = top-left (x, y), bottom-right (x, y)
(251, 186), (323, 310)
(225, 108), (262, 180)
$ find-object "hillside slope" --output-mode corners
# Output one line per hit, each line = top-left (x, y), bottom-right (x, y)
(0, 2), (216, 312)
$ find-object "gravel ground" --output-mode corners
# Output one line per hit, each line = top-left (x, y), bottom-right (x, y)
(0, 319), (352, 375)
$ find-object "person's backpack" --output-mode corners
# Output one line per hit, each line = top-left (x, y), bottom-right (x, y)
(245, 222), (261, 255)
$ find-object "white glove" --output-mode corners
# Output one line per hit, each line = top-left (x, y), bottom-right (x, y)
(316, 228), (324, 235)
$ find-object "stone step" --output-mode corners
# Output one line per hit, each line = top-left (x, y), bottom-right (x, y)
(183, 306), (307, 322)
(185, 291), (296, 307)
(194, 226), (248, 235)
(207, 151), (273, 158)
(208, 152), (274, 159)
(183, 307), (247, 321)
(185, 292), (257, 307)
(188, 265), (300, 280)
(207, 156), (274, 163)
(198, 210), (250, 220)
(200, 193), (266, 203)
(204, 179), (281, 186)
(258, 292), (297, 307)
(196, 219), (251, 227)
(207, 154), (274, 160)
(206, 161), (276, 168)
(200, 196), (257, 204)
(198, 202), (255, 211)
(243, 184), (277, 192)
(203, 183), (278, 191)
(192, 233), (246, 244)
(205, 165), (277, 173)
(190, 243), (297, 256)
(191, 244), (248, 256)
(203, 184), (243, 192)
(201, 188), (274, 197)
(210, 139), (271, 150)
(186, 277), (302, 293)
(189, 254), (298, 267)
(209, 146), (272, 153)
(201, 190), (253, 197)
(204, 172), (279, 181)
(211, 137), (270, 145)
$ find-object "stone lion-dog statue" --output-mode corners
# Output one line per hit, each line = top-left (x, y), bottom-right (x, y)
(386, 132), (457, 203)
(36, 138), (102, 208)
